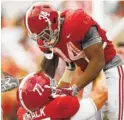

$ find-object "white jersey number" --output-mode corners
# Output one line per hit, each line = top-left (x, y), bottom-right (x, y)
(33, 83), (44, 96)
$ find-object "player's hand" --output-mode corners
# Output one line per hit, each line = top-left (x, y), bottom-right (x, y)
(56, 85), (79, 96)
(1, 72), (19, 92)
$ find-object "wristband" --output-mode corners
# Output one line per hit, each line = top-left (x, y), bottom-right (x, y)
(72, 85), (80, 96)
(66, 62), (76, 71)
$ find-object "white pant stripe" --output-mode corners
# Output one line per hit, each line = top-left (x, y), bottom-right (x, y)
(120, 66), (124, 120)
(118, 66), (124, 120)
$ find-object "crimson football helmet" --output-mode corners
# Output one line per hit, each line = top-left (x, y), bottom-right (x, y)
(17, 72), (56, 112)
(25, 2), (60, 48)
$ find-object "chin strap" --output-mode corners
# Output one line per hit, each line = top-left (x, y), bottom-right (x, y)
(44, 48), (54, 59)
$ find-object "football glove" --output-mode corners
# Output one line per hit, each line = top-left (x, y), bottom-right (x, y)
(1, 72), (19, 92)
(55, 85), (79, 96)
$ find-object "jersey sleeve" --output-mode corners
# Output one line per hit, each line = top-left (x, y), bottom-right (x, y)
(45, 96), (80, 119)
(82, 26), (102, 49)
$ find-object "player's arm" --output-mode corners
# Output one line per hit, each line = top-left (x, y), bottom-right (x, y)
(71, 70), (107, 120)
(58, 62), (76, 88)
(89, 70), (107, 109)
(51, 71), (107, 120)
(74, 26), (105, 90)
(17, 107), (26, 120)
(40, 53), (59, 78)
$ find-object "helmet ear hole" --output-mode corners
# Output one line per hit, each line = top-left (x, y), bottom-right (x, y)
(53, 18), (56, 24)
(44, 5), (50, 8)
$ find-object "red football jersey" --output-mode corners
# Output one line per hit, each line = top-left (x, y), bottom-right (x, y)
(17, 96), (79, 120)
(38, 9), (116, 71)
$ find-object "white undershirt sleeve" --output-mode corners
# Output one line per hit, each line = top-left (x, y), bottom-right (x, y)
(71, 97), (97, 120)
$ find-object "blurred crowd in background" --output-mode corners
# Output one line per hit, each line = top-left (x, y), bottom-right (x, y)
(1, 0), (124, 120)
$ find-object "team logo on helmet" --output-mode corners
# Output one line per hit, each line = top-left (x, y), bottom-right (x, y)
(39, 11), (50, 22)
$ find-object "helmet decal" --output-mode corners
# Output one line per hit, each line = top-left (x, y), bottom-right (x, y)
(39, 11), (50, 22)
(33, 83), (44, 96)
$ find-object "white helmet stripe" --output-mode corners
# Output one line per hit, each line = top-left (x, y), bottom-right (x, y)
(26, 2), (53, 34)
(25, 4), (35, 34)
(19, 72), (35, 113)
(57, 11), (60, 31)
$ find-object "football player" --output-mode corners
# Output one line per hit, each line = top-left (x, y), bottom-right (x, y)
(17, 71), (107, 120)
(1, 2), (124, 120)
(23, 2), (124, 120)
